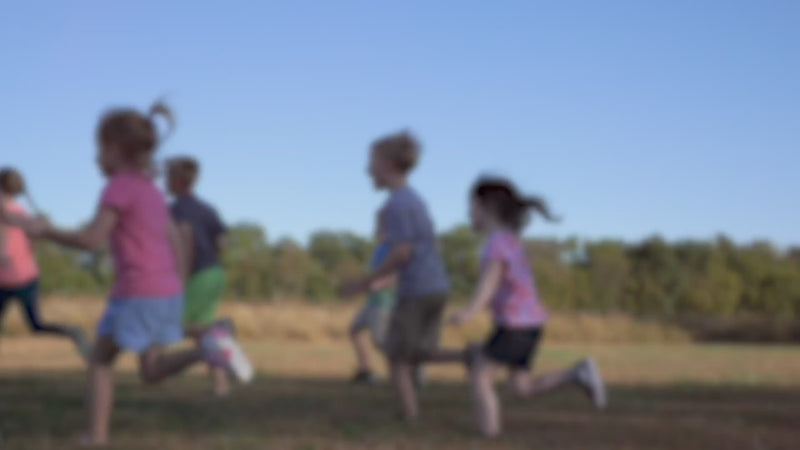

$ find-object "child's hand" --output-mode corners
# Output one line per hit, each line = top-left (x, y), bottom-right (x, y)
(449, 309), (474, 327)
(26, 216), (50, 237)
(339, 278), (368, 299)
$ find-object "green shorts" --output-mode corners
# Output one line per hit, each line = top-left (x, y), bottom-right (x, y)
(183, 265), (226, 325)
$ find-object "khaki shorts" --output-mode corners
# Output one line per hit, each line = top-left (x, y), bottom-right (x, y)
(385, 293), (448, 362)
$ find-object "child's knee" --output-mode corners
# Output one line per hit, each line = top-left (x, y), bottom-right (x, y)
(138, 350), (162, 385)
(90, 338), (118, 365)
(510, 383), (529, 398)
(138, 363), (160, 385)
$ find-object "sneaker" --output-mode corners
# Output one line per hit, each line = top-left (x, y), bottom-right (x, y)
(201, 326), (254, 384)
(351, 370), (379, 385)
(576, 358), (607, 409)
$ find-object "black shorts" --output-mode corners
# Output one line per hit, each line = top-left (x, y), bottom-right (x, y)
(483, 327), (543, 369)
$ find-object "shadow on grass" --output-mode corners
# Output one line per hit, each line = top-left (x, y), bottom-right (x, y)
(1, 371), (799, 449)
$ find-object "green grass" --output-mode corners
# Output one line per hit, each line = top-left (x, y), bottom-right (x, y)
(1, 338), (800, 449)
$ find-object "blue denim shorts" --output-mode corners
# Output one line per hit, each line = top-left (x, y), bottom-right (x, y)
(97, 296), (184, 353)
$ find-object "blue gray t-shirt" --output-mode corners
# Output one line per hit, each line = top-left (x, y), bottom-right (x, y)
(170, 195), (227, 275)
(382, 186), (450, 299)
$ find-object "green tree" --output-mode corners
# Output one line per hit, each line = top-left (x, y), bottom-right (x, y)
(439, 225), (480, 299)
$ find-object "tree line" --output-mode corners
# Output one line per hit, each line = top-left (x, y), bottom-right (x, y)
(35, 224), (800, 319)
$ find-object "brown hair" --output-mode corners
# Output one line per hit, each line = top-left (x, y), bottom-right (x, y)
(168, 156), (200, 188)
(97, 101), (175, 164)
(472, 176), (559, 232)
(372, 131), (420, 173)
(0, 167), (24, 195)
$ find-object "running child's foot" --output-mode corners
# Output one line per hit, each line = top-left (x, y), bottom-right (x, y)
(576, 358), (607, 409)
(201, 326), (254, 384)
(351, 370), (379, 385)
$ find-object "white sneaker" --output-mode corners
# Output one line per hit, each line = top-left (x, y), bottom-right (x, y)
(201, 326), (255, 384)
(577, 358), (607, 409)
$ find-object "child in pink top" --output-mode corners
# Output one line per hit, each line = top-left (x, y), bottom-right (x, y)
(450, 176), (607, 438)
(0, 168), (90, 359)
(40, 101), (253, 446)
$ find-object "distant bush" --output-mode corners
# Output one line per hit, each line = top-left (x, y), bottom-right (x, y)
(31, 224), (800, 320)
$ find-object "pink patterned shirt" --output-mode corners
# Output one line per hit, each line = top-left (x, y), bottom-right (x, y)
(100, 172), (182, 299)
(481, 229), (548, 328)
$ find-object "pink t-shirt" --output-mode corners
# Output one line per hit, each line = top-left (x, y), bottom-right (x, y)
(0, 200), (39, 288)
(100, 172), (182, 299)
(481, 229), (548, 328)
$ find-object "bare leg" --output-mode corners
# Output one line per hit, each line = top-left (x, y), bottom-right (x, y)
(187, 324), (232, 396)
(85, 337), (120, 446)
(19, 281), (92, 359)
(351, 329), (373, 373)
(139, 346), (203, 385)
(508, 361), (582, 398)
(183, 324), (207, 339)
(470, 355), (501, 437)
(210, 365), (231, 397)
(530, 366), (582, 396)
(390, 360), (418, 421)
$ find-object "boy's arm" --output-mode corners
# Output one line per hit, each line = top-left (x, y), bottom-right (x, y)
(176, 221), (194, 274)
(212, 209), (228, 259)
(216, 232), (227, 257)
(169, 220), (190, 283)
(450, 260), (504, 325)
(341, 244), (411, 298)
(369, 272), (397, 292)
(0, 204), (41, 232)
(0, 223), (9, 267)
(342, 202), (415, 297)
(44, 207), (117, 252)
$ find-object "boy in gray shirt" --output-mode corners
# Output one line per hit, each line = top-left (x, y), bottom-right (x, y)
(342, 131), (450, 421)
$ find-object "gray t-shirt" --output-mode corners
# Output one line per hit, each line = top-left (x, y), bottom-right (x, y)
(170, 195), (227, 275)
(382, 186), (450, 299)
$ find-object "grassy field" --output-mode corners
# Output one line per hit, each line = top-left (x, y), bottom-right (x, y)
(2, 299), (800, 449)
(1, 297), (692, 344)
(2, 336), (800, 450)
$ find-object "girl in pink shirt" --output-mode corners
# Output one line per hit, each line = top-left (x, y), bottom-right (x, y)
(450, 176), (607, 437)
(40, 101), (252, 446)
(0, 168), (90, 358)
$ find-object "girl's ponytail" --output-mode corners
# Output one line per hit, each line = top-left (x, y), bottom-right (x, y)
(522, 195), (559, 223)
(472, 176), (559, 232)
(148, 100), (175, 145)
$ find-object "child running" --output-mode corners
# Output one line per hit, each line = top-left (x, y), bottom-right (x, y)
(349, 210), (395, 384)
(0, 168), (91, 359)
(450, 176), (607, 437)
(342, 131), (450, 421)
(39, 102), (253, 446)
(167, 156), (244, 397)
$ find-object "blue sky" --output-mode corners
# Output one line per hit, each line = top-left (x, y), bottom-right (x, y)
(1, 1), (798, 246)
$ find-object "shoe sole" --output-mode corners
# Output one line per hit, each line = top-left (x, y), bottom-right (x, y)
(585, 358), (607, 409)
(202, 329), (255, 384)
(217, 335), (255, 384)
